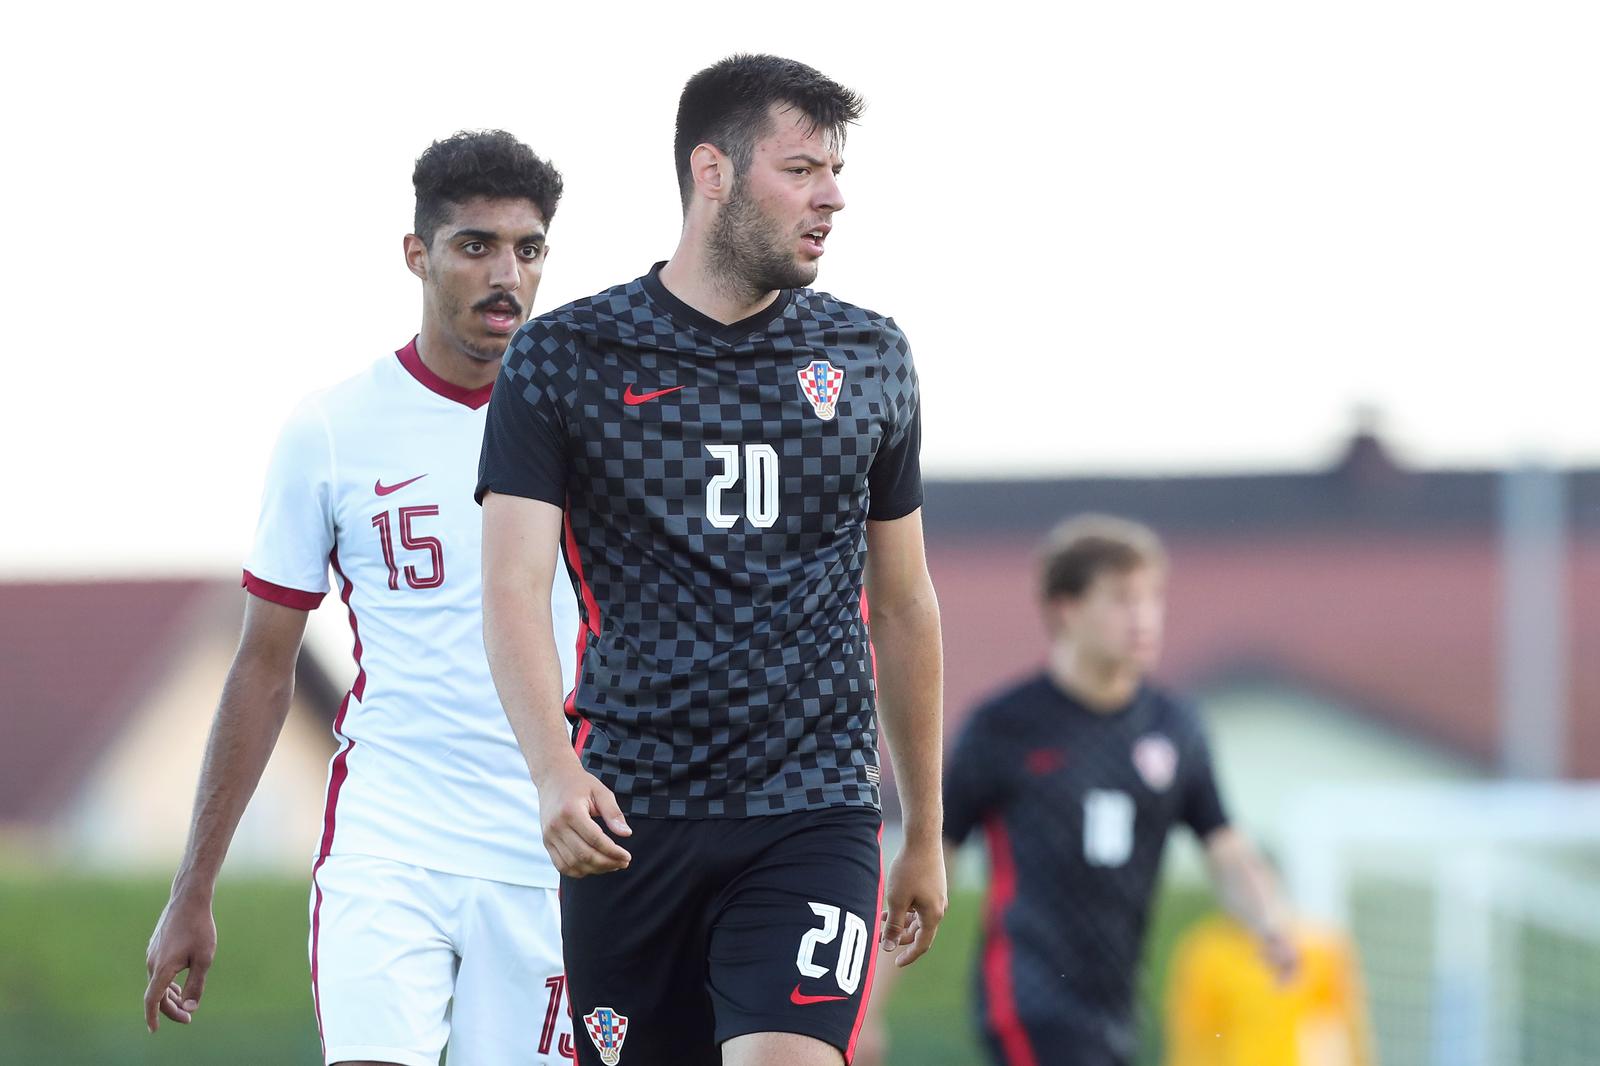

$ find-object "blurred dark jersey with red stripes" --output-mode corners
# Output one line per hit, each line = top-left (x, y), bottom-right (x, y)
(944, 674), (1229, 1065)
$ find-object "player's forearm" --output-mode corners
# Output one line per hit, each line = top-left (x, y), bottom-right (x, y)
(482, 580), (575, 784)
(869, 590), (944, 843)
(1205, 829), (1286, 935)
(172, 656), (297, 898)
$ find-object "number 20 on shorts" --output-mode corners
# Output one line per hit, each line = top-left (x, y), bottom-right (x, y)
(796, 902), (869, 995)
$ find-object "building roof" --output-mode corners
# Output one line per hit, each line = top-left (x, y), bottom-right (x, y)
(0, 579), (339, 825)
(924, 436), (1600, 777)
(924, 432), (1600, 538)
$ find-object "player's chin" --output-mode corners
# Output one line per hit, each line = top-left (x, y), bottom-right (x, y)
(788, 256), (821, 286)
(462, 338), (509, 363)
(1128, 648), (1161, 672)
(463, 324), (518, 359)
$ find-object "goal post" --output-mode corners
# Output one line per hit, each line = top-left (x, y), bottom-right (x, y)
(1280, 782), (1600, 1066)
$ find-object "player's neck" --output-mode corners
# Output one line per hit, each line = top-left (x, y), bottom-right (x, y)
(659, 245), (780, 326)
(1047, 643), (1142, 713)
(415, 322), (499, 392)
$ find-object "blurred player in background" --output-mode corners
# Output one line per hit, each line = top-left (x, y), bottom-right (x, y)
(942, 514), (1296, 1066)
(478, 54), (946, 1066)
(143, 130), (580, 1066)
(1167, 909), (1374, 1066)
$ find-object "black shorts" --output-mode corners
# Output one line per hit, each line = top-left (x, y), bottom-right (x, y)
(976, 982), (1134, 1066)
(562, 805), (884, 1066)
(978, 1022), (1131, 1066)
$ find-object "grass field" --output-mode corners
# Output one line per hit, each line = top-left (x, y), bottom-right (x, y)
(0, 874), (1211, 1065)
(0, 876), (320, 1064)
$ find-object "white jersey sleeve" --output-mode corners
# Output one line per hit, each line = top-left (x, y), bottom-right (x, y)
(243, 396), (337, 607)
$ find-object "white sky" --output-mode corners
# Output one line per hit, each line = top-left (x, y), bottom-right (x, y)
(3, 1), (1597, 573)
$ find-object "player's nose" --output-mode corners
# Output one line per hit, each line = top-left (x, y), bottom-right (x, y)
(489, 246), (523, 289)
(816, 171), (845, 213)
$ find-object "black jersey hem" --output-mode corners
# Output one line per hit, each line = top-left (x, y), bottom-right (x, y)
(866, 494), (924, 522)
(474, 476), (565, 509)
(612, 793), (882, 820)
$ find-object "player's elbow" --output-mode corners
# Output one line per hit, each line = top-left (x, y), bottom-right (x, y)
(867, 577), (941, 629)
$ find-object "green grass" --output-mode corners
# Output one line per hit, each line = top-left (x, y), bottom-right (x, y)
(0, 875), (319, 1065)
(0, 875), (1214, 1065)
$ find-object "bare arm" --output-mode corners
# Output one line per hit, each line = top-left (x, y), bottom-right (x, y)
(143, 594), (309, 1032)
(1203, 826), (1298, 982)
(864, 509), (947, 967)
(481, 491), (630, 877)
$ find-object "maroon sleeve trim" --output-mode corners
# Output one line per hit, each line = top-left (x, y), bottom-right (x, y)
(242, 569), (325, 610)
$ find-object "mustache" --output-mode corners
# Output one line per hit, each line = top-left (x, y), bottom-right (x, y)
(474, 294), (524, 316)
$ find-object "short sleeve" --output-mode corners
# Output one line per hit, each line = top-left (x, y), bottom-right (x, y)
(476, 322), (570, 508)
(943, 704), (1009, 845)
(867, 320), (923, 521)
(1179, 721), (1230, 839)
(241, 399), (335, 610)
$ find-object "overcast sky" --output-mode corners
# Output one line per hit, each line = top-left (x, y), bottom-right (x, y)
(3, 0), (1596, 574)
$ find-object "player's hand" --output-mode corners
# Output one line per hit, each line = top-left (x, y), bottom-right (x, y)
(143, 888), (217, 1032)
(536, 759), (633, 877)
(1259, 924), (1300, 986)
(880, 836), (946, 968)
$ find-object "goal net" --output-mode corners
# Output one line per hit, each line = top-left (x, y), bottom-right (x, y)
(1280, 782), (1600, 1066)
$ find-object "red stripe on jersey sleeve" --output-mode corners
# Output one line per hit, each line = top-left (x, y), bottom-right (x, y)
(242, 569), (325, 610)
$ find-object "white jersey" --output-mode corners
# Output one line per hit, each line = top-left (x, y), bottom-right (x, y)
(244, 339), (576, 888)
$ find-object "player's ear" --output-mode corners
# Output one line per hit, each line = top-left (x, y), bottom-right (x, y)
(404, 233), (429, 281)
(690, 143), (732, 204)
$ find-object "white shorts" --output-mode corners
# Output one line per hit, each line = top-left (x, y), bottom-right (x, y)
(309, 853), (572, 1066)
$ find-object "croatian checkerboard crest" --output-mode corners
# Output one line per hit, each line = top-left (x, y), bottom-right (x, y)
(797, 359), (846, 420)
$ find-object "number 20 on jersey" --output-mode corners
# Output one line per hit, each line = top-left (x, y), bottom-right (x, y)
(705, 444), (780, 529)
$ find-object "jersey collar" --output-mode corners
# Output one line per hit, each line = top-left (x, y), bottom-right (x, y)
(641, 262), (795, 345)
(1043, 673), (1149, 718)
(396, 336), (495, 410)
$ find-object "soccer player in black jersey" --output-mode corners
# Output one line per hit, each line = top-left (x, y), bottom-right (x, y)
(943, 516), (1296, 1066)
(478, 55), (946, 1066)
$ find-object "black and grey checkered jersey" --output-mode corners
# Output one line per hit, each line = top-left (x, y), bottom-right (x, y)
(477, 264), (922, 819)
(944, 674), (1228, 1048)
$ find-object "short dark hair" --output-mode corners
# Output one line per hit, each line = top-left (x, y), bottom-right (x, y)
(1039, 515), (1167, 602)
(412, 130), (564, 244)
(674, 54), (864, 209)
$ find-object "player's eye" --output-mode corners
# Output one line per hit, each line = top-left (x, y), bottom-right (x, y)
(789, 167), (810, 177)
(519, 244), (543, 259)
(463, 241), (486, 255)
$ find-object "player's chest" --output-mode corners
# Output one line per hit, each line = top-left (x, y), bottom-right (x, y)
(327, 411), (485, 596)
(1012, 725), (1186, 818)
(1011, 726), (1186, 869)
(571, 346), (888, 465)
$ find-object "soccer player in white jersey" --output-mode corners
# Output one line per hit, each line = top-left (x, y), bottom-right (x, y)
(142, 130), (580, 1066)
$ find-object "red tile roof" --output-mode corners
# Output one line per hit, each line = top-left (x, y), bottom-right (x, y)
(930, 531), (1600, 776)
(0, 579), (341, 826)
(0, 580), (224, 823)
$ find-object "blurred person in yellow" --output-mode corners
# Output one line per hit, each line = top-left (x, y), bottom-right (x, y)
(1166, 913), (1375, 1066)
